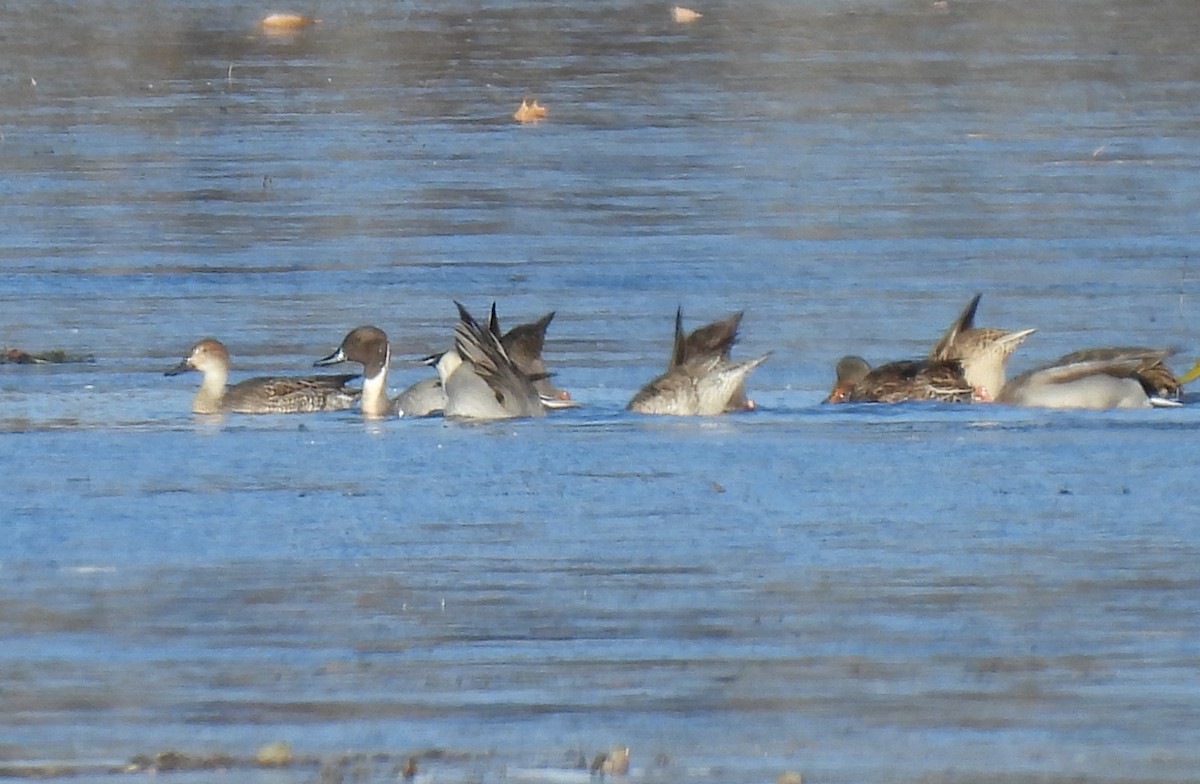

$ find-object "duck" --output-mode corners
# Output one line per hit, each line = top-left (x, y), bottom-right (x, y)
(628, 354), (770, 415)
(825, 355), (974, 403)
(394, 307), (574, 417)
(669, 308), (756, 411)
(394, 371), (449, 418)
(440, 302), (547, 420)
(1050, 346), (1181, 399)
(926, 294), (1036, 399)
(992, 347), (1180, 408)
(493, 310), (573, 403)
(628, 308), (769, 416)
(166, 338), (359, 415)
(314, 326), (396, 418)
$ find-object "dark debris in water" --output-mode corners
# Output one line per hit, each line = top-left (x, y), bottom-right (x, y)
(2, 348), (96, 365)
(0, 747), (463, 780)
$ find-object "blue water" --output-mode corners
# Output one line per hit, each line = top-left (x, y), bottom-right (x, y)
(3, 1), (1200, 782)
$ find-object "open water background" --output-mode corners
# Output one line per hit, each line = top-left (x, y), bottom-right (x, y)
(3, 1), (1200, 782)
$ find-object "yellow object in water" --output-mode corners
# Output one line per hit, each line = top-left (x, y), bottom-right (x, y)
(261, 13), (319, 31)
(1177, 359), (1200, 385)
(513, 98), (548, 123)
(672, 6), (703, 22)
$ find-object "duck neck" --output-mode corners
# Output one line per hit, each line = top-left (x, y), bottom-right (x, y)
(963, 355), (1007, 402)
(360, 349), (391, 418)
(193, 366), (228, 414)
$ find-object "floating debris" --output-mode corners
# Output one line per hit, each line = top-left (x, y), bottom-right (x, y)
(261, 12), (320, 32)
(127, 750), (237, 773)
(255, 741), (294, 766)
(589, 746), (629, 776)
(671, 6), (703, 23)
(514, 98), (548, 123)
(2, 348), (95, 365)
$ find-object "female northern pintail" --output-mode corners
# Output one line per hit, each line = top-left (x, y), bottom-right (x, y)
(493, 310), (572, 403)
(823, 294), (1033, 404)
(668, 308), (757, 411)
(314, 326), (396, 418)
(166, 338), (359, 415)
(825, 356), (974, 403)
(991, 347), (1181, 408)
(439, 302), (548, 420)
(628, 308), (769, 416)
(925, 294), (1036, 400)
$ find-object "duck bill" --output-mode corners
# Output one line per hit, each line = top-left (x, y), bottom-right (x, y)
(164, 359), (193, 377)
(313, 347), (347, 367)
(823, 386), (849, 404)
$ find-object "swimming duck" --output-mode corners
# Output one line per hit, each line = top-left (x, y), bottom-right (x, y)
(314, 326), (396, 418)
(394, 307), (574, 416)
(670, 308), (756, 411)
(1050, 346), (1181, 399)
(628, 354), (770, 415)
(440, 302), (547, 420)
(825, 355), (974, 403)
(992, 347), (1180, 408)
(166, 338), (359, 415)
(494, 310), (573, 403)
(926, 294), (1036, 399)
(628, 308), (769, 415)
(394, 371), (449, 418)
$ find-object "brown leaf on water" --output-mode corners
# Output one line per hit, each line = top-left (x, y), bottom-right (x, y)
(261, 13), (320, 32)
(672, 6), (703, 23)
(514, 98), (548, 123)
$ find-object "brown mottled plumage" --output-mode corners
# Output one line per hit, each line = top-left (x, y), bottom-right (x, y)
(669, 308), (754, 411)
(825, 355), (974, 403)
(167, 338), (359, 415)
(927, 294), (1035, 400)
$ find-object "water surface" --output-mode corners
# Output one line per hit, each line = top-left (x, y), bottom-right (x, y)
(3, 1), (1200, 782)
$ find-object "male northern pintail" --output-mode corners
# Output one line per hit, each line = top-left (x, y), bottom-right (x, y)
(825, 355), (974, 403)
(394, 306), (574, 417)
(1051, 346), (1181, 400)
(628, 308), (769, 415)
(166, 338), (359, 415)
(992, 347), (1181, 408)
(314, 326), (396, 418)
(395, 373), (448, 418)
(438, 302), (547, 420)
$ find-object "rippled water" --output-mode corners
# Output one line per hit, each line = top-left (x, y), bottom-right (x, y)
(4, 1), (1200, 782)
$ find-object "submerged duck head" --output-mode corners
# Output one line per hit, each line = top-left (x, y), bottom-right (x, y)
(957, 328), (1037, 401)
(825, 355), (871, 403)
